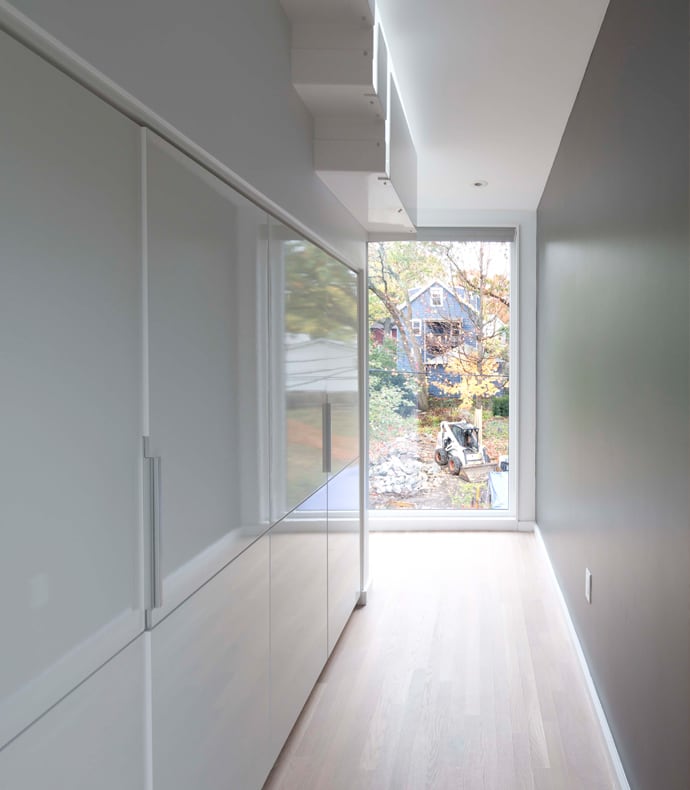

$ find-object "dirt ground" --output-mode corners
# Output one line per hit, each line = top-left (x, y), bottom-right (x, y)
(369, 427), (493, 511)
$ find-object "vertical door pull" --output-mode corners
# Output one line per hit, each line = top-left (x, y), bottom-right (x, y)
(322, 402), (332, 474)
(151, 455), (163, 609)
(144, 438), (163, 611)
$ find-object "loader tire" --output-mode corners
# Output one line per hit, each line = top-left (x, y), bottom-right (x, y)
(448, 453), (462, 475)
(434, 447), (448, 466)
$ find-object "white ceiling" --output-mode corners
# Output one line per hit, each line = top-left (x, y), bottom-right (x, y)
(376, 0), (610, 215)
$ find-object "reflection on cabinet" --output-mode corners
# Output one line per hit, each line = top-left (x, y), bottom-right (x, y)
(152, 537), (270, 790)
(328, 460), (362, 655)
(268, 219), (359, 516)
(269, 219), (327, 516)
(0, 29), (143, 744)
(268, 219), (361, 752)
(270, 487), (328, 757)
(146, 133), (270, 619)
(0, 639), (146, 790)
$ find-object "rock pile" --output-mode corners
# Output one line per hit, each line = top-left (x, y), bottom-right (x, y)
(369, 436), (441, 496)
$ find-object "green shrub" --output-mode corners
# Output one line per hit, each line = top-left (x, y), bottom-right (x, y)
(369, 337), (417, 416)
(492, 394), (509, 416)
(369, 385), (409, 443)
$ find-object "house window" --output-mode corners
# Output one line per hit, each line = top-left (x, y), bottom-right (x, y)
(430, 287), (443, 307)
(411, 319), (422, 336)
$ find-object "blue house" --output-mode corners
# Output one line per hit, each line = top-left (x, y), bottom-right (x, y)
(396, 281), (480, 397)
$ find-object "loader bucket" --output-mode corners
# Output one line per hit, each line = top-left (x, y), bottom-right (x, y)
(460, 463), (494, 483)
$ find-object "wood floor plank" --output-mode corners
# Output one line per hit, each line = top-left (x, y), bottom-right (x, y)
(263, 532), (619, 790)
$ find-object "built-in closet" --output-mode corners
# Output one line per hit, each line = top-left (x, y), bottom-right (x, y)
(0, 28), (361, 790)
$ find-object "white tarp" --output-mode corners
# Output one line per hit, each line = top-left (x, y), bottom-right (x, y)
(489, 471), (509, 510)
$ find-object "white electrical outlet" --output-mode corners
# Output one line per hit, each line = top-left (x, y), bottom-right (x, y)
(585, 568), (592, 604)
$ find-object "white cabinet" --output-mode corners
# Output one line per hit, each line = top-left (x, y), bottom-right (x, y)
(291, 21), (387, 120)
(0, 638), (147, 790)
(270, 488), (328, 757)
(268, 218), (329, 519)
(0, 30), (360, 789)
(151, 537), (271, 790)
(268, 219), (361, 751)
(322, 255), (360, 478)
(145, 133), (270, 620)
(268, 218), (359, 514)
(281, 1), (417, 232)
(328, 460), (361, 655)
(0, 30), (143, 744)
(319, 256), (360, 655)
(280, 0), (374, 26)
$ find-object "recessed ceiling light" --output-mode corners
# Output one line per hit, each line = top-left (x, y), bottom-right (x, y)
(472, 180), (488, 188)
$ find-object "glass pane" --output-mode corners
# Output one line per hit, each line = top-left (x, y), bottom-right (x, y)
(368, 240), (511, 511)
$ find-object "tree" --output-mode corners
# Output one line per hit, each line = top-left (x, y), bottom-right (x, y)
(369, 336), (417, 416)
(284, 240), (358, 341)
(368, 240), (510, 412)
(431, 241), (510, 409)
(367, 241), (445, 410)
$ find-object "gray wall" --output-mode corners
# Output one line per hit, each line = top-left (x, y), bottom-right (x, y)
(6, 0), (366, 268)
(537, 1), (689, 788)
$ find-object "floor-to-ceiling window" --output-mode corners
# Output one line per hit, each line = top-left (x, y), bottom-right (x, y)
(368, 237), (513, 515)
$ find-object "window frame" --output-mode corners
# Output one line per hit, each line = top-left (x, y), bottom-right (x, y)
(366, 227), (522, 529)
(430, 286), (443, 307)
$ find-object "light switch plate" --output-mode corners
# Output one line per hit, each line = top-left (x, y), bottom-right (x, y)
(585, 568), (592, 604)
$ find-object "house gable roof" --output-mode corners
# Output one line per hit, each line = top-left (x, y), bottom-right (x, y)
(399, 280), (477, 313)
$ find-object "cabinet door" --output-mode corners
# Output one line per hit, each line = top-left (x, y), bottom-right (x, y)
(151, 537), (270, 790)
(146, 134), (270, 614)
(321, 257), (360, 654)
(0, 639), (146, 790)
(268, 220), (329, 519)
(270, 487), (328, 757)
(323, 257), (360, 478)
(327, 459), (361, 655)
(0, 31), (142, 743)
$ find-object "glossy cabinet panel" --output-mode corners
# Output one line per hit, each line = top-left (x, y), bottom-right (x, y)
(323, 257), (359, 478)
(151, 537), (271, 790)
(0, 28), (360, 790)
(0, 30), (142, 719)
(147, 134), (270, 584)
(269, 219), (328, 517)
(268, 220), (359, 514)
(270, 487), (328, 755)
(327, 460), (361, 655)
(0, 637), (146, 790)
(268, 219), (360, 756)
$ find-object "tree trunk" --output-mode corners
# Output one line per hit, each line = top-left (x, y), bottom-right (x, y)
(368, 281), (429, 411)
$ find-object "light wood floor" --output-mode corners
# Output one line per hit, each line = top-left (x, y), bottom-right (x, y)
(263, 532), (618, 790)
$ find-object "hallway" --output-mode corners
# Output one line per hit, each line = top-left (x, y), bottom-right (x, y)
(264, 532), (618, 790)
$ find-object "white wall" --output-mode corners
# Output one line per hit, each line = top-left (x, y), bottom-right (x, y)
(0, 0), (367, 269)
(536, 0), (689, 784)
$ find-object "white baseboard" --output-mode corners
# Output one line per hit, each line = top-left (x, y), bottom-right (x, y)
(517, 520), (536, 532)
(533, 526), (631, 790)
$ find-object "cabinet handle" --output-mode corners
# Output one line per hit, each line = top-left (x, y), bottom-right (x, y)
(322, 402), (332, 474)
(150, 455), (163, 609)
(144, 438), (163, 612)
